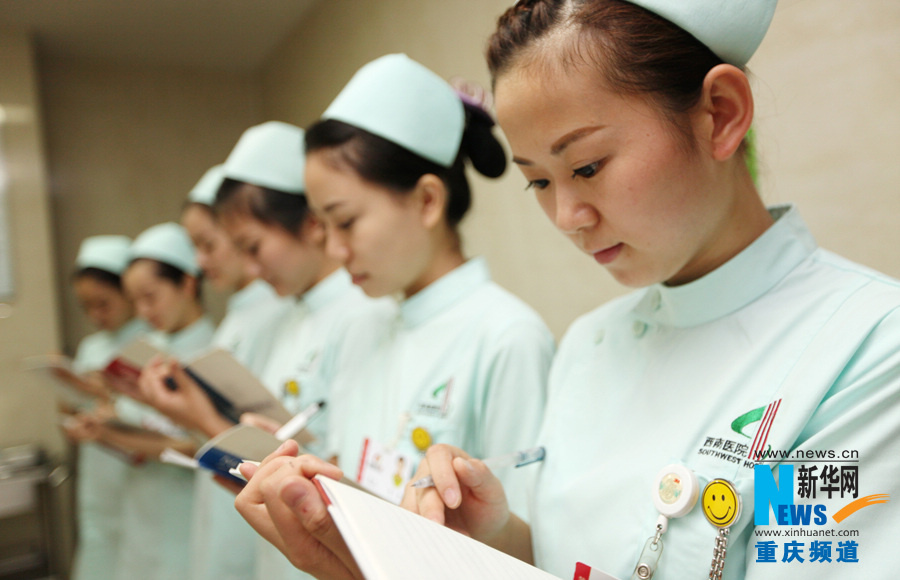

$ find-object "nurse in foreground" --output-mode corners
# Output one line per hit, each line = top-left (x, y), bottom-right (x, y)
(405, 1), (900, 579)
(244, 1), (900, 579)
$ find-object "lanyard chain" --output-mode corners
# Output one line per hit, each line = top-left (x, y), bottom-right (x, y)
(708, 528), (730, 580)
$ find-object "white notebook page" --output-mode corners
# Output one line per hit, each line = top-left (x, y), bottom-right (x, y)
(315, 474), (564, 580)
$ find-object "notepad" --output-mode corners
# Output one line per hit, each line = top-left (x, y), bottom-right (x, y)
(104, 340), (294, 424)
(179, 422), (316, 484)
(313, 474), (564, 580)
(24, 354), (95, 408)
(193, 424), (286, 484)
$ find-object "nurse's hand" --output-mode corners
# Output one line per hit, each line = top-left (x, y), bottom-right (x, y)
(52, 367), (109, 399)
(103, 368), (146, 402)
(82, 371), (114, 399)
(235, 440), (363, 580)
(400, 444), (534, 563)
(61, 412), (103, 443)
(139, 357), (232, 437)
(239, 412), (282, 435)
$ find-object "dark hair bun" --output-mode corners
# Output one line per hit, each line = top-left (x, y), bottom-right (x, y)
(460, 101), (507, 178)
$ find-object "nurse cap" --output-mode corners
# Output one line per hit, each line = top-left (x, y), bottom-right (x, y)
(187, 165), (226, 206)
(75, 235), (132, 275)
(129, 222), (200, 276)
(321, 54), (465, 168)
(222, 121), (306, 194)
(625, 0), (777, 66)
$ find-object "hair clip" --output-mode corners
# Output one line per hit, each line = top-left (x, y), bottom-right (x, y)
(450, 77), (495, 126)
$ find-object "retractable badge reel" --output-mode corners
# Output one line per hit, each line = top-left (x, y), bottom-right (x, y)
(630, 464), (699, 580)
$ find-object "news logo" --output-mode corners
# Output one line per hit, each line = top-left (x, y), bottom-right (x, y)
(752, 459), (888, 564)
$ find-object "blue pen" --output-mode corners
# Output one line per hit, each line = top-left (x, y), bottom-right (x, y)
(409, 446), (546, 489)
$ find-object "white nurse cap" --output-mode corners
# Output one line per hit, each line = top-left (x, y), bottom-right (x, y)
(187, 165), (225, 206)
(129, 222), (200, 276)
(76, 235), (132, 275)
(222, 121), (306, 194)
(626, 0), (777, 66)
(321, 54), (465, 168)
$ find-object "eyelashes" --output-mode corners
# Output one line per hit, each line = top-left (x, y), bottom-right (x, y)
(524, 158), (607, 191)
(525, 179), (550, 191)
(571, 159), (606, 180)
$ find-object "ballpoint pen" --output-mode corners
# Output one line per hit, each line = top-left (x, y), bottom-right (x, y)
(410, 446), (546, 488)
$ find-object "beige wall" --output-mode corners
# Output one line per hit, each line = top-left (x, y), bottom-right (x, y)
(753, 0), (900, 278)
(39, 56), (265, 353)
(0, 29), (64, 455)
(260, 0), (900, 337)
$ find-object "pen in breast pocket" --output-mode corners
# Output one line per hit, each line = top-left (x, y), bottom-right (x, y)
(409, 446), (546, 489)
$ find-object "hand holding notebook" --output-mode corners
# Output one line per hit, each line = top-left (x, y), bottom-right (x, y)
(233, 439), (364, 579)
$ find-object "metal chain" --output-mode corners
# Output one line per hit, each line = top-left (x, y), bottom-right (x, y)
(708, 528), (730, 580)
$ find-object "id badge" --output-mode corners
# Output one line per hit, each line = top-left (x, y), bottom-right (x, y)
(574, 562), (621, 580)
(357, 438), (413, 504)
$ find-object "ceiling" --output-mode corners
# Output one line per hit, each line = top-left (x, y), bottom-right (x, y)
(0, 0), (321, 71)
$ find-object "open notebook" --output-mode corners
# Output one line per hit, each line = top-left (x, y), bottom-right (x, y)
(104, 339), (293, 424)
(23, 354), (95, 408)
(313, 474), (565, 580)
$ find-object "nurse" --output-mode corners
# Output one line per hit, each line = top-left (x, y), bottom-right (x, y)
(63, 235), (148, 580)
(181, 164), (287, 374)
(112, 222), (214, 580)
(140, 166), (291, 580)
(307, 53), (553, 504)
(401, 1), (900, 579)
(214, 121), (391, 580)
(233, 54), (554, 573)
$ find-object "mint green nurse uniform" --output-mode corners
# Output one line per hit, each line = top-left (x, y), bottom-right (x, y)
(190, 280), (290, 580)
(253, 269), (394, 580)
(332, 257), (555, 517)
(70, 318), (149, 580)
(532, 206), (900, 580)
(114, 316), (215, 580)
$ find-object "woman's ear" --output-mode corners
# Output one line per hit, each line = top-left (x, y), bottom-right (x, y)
(182, 274), (199, 299)
(412, 173), (448, 230)
(698, 64), (754, 161)
(299, 213), (327, 246)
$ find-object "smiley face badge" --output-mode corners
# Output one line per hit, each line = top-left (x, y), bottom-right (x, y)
(702, 478), (741, 580)
(702, 478), (741, 528)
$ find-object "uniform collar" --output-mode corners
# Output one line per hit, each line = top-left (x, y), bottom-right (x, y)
(115, 318), (149, 342)
(300, 268), (353, 313)
(227, 279), (274, 312)
(633, 205), (817, 328)
(400, 257), (490, 328)
(168, 315), (214, 344)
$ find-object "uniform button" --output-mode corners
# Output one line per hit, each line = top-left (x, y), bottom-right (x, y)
(594, 328), (605, 345)
(648, 290), (662, 311)
(632, 320), (648, 337)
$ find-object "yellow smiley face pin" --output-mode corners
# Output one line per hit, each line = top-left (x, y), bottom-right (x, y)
(702, 478), (741, 529)
(411, 427), (432, 452)
(283, 379), (300, 397)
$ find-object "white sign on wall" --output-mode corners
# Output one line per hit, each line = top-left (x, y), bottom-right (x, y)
(0, 106), (14, 299)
